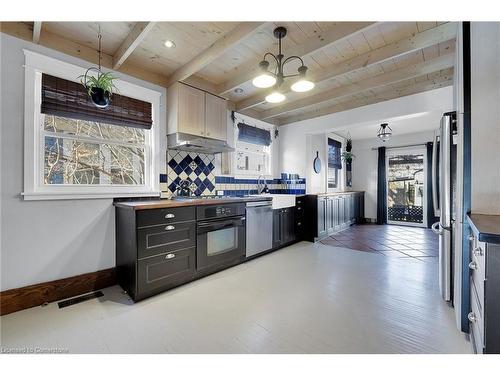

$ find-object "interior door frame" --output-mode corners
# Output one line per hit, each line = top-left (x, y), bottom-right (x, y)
(385, 146), (428, 228)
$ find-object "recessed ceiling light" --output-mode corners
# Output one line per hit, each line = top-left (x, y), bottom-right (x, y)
(164, 40), (176, 48)
(234, 88), (244, 94)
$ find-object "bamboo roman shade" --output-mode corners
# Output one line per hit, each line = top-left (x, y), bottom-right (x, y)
(237, 122), (272, 146)
(41, 73), (153, 129)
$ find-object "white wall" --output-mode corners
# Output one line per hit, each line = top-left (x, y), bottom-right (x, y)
(306, 134), (327, 194)
(352, 131), (435, 220)
(0, 33), (167, 291)
(470, 23), (500, 214)
(279, 86), (453, 179)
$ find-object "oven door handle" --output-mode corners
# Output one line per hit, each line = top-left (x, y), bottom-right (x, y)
(197, 217), (246, 234)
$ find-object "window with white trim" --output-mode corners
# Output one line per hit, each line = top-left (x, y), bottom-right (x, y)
(42, 115), (147, 186)
(23, 50), (161, 200)
(234, 122), (272, 176)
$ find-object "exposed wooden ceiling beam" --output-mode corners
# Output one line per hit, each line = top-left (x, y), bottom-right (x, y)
(216, 22), (376, 96)
(113, 22), (156, 70)
(0, 22), (169, 87)
(261, 53), (454, 120)
(277, 69), (454, 125)
(165, 22), (265, 87)
(32, 22), (42, 43)
(236, 22), (458, 111)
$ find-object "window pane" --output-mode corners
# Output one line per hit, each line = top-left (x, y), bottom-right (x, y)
(43, 115), (145, 144)
(44, 136), (145, 185)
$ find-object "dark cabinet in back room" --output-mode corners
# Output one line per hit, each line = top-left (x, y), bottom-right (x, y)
(304, 192), (365, 242)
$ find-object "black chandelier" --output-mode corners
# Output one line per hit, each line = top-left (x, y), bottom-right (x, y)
(252, 27), (314, 103)
(377, 123), (392, 142)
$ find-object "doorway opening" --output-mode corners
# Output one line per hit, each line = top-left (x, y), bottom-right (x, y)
(386, 147), (427, 227)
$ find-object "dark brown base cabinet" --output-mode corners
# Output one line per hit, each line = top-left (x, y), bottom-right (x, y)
(116, 206), (198, 301)
(272, 197), (305, 249)
(305, 192), (364, 241)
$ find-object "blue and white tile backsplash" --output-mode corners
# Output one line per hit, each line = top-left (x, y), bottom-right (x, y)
(160, 151), (306, 197)
(165, 151), (216, 196)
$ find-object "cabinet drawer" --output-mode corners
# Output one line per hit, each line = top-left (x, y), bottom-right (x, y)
(470, 283), (485, 353)
(137, 221), (196, 259)
(137, 247), (195, 296)
(136, 207), (195, 228)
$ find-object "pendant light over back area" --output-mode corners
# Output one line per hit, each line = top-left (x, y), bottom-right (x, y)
(252, 27), (315, 103)
(377, 123), (392, 142)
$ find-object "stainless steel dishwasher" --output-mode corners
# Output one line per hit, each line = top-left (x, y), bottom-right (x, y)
(245, 200), (273, 257)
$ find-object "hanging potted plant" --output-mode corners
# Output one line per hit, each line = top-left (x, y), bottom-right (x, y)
(342, 133), (354, 188)
(79, 68), (117, 108)
(341, 135), (355, 162)
(77, 26), (118, 109)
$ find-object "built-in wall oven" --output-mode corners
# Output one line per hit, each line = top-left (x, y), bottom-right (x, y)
(196, 203), (246, 271)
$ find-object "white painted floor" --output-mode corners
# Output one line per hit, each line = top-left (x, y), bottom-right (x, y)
(0, 242), (471, 353)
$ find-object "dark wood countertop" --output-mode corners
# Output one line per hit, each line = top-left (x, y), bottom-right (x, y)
(467, 214), (500, 244)
(114, 196), (272, 210)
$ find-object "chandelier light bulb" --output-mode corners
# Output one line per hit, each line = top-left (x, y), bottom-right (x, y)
(265, 91), (286, 103)
(252, 73), (277, 88)
(291, 79), (315, 92)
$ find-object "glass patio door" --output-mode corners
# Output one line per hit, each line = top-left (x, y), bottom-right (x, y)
(386, 147), (427, 227)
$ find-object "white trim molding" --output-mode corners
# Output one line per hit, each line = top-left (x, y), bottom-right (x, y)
(22, 49), (162, 200)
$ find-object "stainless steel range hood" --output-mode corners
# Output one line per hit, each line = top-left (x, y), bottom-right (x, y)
(167, 133), (234, 154)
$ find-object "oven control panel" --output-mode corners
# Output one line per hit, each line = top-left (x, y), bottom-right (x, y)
(197, 203), (246, 220)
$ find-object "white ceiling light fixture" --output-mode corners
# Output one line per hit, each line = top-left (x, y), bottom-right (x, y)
(164, 40), (176, 48)
(377, 123), (392, 142)
(291, 66), (315, 92)
(265, 91), (286, 104)
(252, 61), (277, 88)
(253, 27), (314, 103)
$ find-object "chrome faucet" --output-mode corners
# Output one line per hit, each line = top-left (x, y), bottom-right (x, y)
(257, 175), (269, 194)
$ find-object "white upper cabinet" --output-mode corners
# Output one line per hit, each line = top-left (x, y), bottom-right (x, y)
(205, 92), (227, 141)
(168, 82), (227, 142)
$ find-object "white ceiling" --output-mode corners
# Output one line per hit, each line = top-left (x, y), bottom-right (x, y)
(330, 111), (443, 141)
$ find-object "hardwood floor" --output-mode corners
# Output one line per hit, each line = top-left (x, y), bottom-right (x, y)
(320, 224), (439, 261)
(0, 240), (469, 353)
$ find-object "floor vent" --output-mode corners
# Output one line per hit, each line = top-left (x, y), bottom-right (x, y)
(58, 291), (104, 309)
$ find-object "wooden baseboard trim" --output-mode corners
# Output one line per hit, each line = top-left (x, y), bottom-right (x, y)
(0, 268), (116, 316)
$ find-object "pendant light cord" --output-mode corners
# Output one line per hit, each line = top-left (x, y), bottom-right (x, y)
(97, 24), (102, 71)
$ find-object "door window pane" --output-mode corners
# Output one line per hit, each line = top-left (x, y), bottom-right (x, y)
(387, 154), (424, 224)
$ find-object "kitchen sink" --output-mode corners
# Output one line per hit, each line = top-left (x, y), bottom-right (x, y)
(250, 194), (295, 209)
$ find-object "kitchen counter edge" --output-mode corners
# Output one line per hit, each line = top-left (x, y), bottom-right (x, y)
(114, 196), (272, 210)
(467, 213), (500, 244)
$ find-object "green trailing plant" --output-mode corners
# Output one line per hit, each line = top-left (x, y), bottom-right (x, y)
(79, 70), (118, 97)
(341, 134), (355, 162)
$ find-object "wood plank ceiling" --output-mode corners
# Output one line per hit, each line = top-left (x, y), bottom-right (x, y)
(0, 21), (457, 125)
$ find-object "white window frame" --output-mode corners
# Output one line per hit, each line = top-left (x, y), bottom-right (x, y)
(22, 50), (162, 200)
(233, 124), (274, 178)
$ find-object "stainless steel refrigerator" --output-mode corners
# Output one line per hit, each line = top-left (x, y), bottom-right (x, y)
(432, 111), (457, 302)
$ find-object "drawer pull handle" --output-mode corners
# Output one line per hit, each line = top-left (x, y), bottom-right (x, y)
(473, 247), (483, 257)
(469, 261), (478, 270)
(165, 225), (175, 231)
(468, 312), (477, 323)
(297, 207), (302, 210)
(165, 213), (175, 219)
(165, 253), (175, 259)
